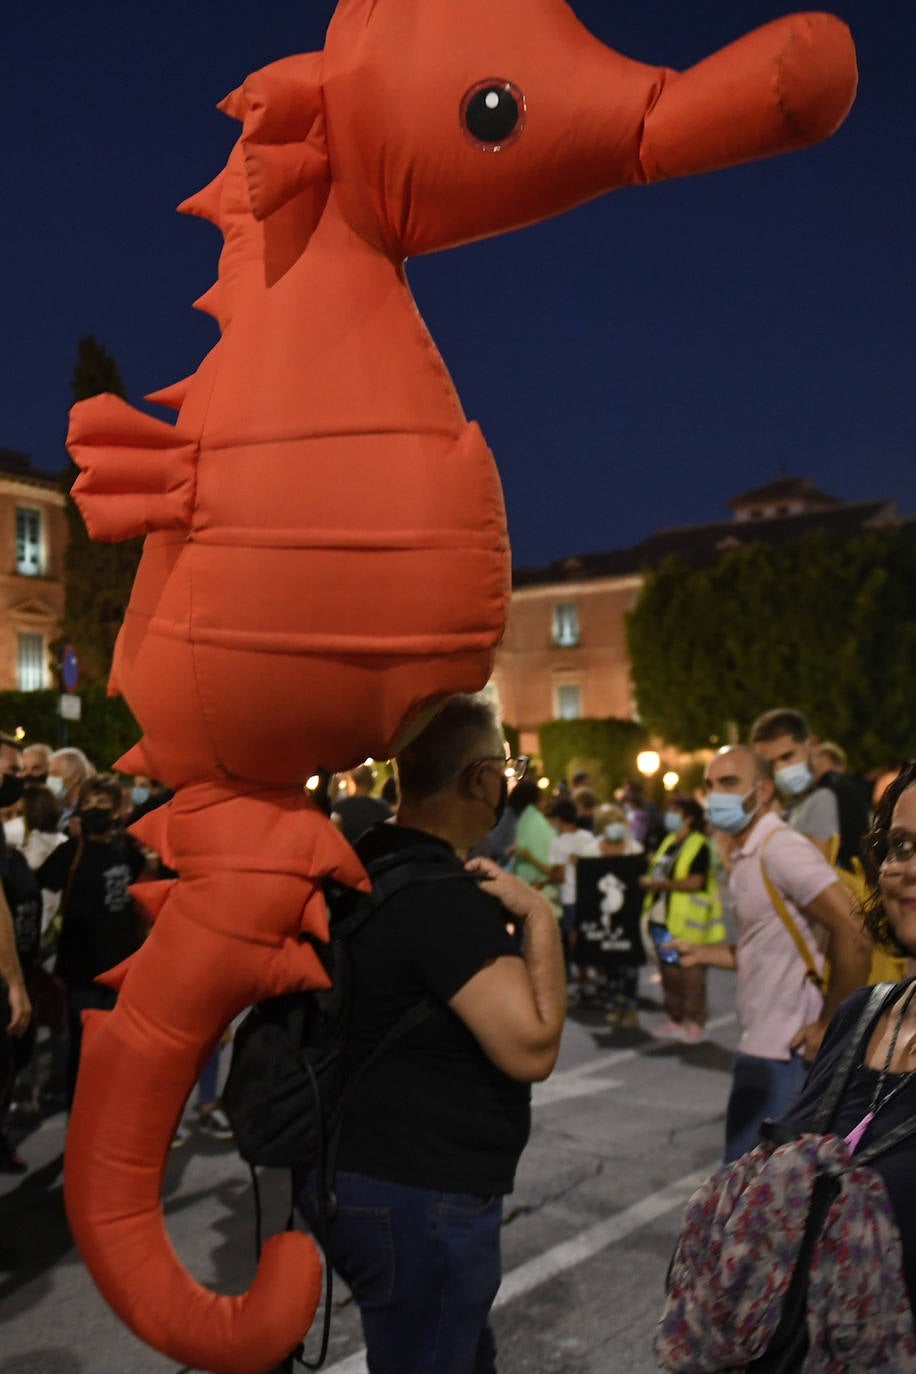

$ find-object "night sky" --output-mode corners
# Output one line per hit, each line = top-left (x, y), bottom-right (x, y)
(4, 1), (913, 568)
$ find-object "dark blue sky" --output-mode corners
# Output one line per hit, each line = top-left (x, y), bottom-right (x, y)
(3, 1), (913, 567)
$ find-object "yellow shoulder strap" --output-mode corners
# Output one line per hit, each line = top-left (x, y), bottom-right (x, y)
(759, 830), (824, 992)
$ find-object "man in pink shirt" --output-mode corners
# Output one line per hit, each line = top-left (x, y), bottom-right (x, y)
(675, 745), (870, 1162)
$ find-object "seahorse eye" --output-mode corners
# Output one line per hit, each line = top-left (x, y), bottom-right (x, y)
(460, 80), (526, 151)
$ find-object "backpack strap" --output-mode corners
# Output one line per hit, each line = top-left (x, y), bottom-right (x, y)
(812, 981), (902, 1132)
(759, 830), (824, 992)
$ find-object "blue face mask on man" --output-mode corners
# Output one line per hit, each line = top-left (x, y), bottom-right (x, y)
(705, 787), (759, 836)
(664, 810), (681, 833)
(131, 786), (151, 808)
(604, 821), (628, 842)
(774, 760), (815, 798)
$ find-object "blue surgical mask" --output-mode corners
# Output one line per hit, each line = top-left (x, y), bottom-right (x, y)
(775, 760), (815, 798)
(705, 788), (759, 836)
(132, 786), (150, 807)
(664, 810), (682, 833)
(604, 822), (628, 842)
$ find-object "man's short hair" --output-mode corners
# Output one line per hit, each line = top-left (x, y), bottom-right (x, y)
(79, 773), (122, 810)
(395, 695), (501, 804)
(350, 764), (375, 792)
(571, 770), (591, 787)
(50, 747), (95, 783)
(749, 708), (810, 744)
(547, 798), (578, 826)
(572, 788), (598, 811)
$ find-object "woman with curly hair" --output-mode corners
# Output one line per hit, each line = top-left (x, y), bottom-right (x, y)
(773, 759), (916, 1319)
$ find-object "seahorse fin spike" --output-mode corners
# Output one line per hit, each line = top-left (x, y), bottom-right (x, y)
(217, 86), (246, 121)
(145, 377), (193, 412)
(129, 879), (177, 924)
(177, 172), (226, 225)
(192, 284), (222, 320)
(113, 739), (156, 778)
(129, 806), (176, 869)
(95, 955), (135, 992)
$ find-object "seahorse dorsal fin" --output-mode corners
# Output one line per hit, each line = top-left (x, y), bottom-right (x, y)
(229, 53), (330, 223)
(192, 284), (222, 320)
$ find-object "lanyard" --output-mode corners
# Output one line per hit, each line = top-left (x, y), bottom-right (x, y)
(844, 981), (916, 1155)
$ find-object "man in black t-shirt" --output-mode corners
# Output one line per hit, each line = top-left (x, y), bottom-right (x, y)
(295, 694), (566, 1374)
(332, 764), (392, 844)
(38, 774), (146, 1106)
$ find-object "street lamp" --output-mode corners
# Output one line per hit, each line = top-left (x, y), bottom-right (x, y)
(636, 750), (661, 780)
(662, 770), (680, 792)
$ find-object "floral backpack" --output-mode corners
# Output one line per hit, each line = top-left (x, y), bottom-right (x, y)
(657, 982), (916, 1373)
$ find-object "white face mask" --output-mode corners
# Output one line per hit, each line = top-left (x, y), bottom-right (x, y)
(47, 774), (65, 799)
(775, 760), (815, 798)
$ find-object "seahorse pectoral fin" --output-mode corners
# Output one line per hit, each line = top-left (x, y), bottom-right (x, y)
(639, 14), (856, 183)
(67, 393), (198, 542)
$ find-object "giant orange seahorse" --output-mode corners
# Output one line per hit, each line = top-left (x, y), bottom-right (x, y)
(63, 2), (857, 1371)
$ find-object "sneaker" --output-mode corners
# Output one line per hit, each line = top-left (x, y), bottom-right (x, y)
(650, 1019), (685, 1041)
(170, 1124), (191, 1149)
(197, 1106), (234, 1141)
(681, 1021), (706, 1044)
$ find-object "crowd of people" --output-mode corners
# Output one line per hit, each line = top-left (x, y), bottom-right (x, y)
(1, 700), (915, 1371)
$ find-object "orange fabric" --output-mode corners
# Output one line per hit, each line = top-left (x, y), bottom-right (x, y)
(63, 4), (857, 1372)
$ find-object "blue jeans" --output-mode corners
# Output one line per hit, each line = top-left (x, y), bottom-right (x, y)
(724, 1051), (808, 1163)
(298, 1172), (502, 1374)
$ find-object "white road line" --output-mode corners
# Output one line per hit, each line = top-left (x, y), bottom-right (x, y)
(533, 1075), (623, 1107)
(320, 1163), (715, 1374)
(553, 1011), (737, 1082)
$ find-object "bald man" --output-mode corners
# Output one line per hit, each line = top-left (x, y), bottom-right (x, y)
(675, 745), (870, 1162)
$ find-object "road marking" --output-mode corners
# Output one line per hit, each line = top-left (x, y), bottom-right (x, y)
(551, 1011), (737, 1083)
(533, 1075), (623, 1107)
(320, 1163), (715, 1374)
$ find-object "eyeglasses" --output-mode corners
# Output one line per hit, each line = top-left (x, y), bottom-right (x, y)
(880, 829), (916, 868)
(468, 755), (529, 783)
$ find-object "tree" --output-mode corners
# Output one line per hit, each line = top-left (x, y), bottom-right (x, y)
(538, 717), (649, 796)
(56, 335), (143, 686)
(625, 531), (916, 772)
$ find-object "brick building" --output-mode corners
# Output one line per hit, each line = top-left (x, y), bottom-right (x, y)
(494, 477), (905, 756)
(0, 448), (67, 691)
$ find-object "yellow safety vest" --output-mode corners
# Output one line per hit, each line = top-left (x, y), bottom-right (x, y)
(643, 831), (725, 945)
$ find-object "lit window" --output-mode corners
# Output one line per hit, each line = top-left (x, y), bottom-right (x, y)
(17, 634), (46, 691)
(553, 601), (579, 647)
(16, 507), (43, 576)
(556, 684), (581, 720)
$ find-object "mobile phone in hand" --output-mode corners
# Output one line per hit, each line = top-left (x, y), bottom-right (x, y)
(649, 922), (680, 966)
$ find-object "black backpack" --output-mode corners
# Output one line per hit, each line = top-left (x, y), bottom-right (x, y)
(222, 843), (474, 1369)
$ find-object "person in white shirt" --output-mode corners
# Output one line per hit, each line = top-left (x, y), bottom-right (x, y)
(547, 798), (600, 993)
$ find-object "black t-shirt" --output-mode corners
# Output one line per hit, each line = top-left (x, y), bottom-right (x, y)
(335, 823), (531, 1197)
(38, 833), (146, 988)
(778, 985), (916, 1316)
(334, 794), (392, 845)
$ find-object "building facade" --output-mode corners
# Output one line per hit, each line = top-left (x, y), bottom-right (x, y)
(495, 477), (906, 754)
(0, 449), (67, 692)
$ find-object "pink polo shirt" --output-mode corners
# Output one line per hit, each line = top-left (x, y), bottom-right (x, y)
(729, 811), (836, 1060)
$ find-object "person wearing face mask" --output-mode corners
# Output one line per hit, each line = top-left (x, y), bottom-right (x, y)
(293, 694), (565, 1373)
(673, 746), (871, 1163)
(36, 775), (146, 1106)
(639, 798), (724, 1043)
(749, 708), (870, 874)
(47, 747), (96, 838)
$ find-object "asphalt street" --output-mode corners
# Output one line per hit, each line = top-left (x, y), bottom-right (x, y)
(0, 969), (738, 1374)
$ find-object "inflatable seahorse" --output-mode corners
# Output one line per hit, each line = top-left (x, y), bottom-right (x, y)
(64, 2), (857, 1371)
